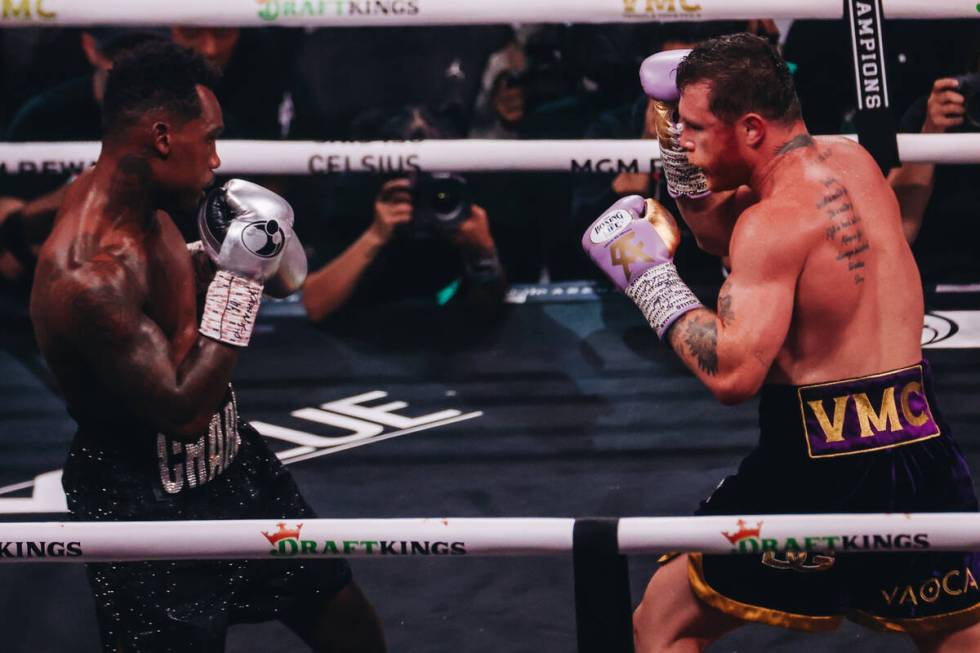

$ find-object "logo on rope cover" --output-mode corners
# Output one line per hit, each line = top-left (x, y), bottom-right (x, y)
(256, 0), (419, 21)
(622, 0), (701, 19)
(721, 519), (762, 549)
(0, 541), (81, 558)
(720, 519), (931, 555)
(0, 0), (55, 21)
(261, 522), (467, 556)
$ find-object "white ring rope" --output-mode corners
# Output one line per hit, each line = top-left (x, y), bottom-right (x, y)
(0, 134), (976, 177)
(0, 0), (974, 27)
(0, 513), (978, 563)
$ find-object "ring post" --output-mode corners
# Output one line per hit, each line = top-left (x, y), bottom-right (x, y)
(573, 518), (634, 653)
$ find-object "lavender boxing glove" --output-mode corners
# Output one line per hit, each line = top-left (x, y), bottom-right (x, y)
(582, 195), (702, 338)
(639, 49), (710, 199)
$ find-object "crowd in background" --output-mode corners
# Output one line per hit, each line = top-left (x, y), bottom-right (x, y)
(0, 20), (977, 319)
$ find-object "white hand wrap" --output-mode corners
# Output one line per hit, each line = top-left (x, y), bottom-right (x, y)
(660, 122), (710, 199)
(199, 270), (263, 347)
(625, 262), (702, 339)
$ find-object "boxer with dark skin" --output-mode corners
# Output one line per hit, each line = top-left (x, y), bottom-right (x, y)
(30, 42), (383, 653)
(585, 34), (980, 652)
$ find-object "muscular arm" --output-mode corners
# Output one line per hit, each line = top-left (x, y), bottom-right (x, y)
(666, 205), (801, 404)
(64, 260), (238, 441)
(675, 186), (757, 257)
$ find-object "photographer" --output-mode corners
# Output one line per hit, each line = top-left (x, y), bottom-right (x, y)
(302, 107), (505, 322)
(888, 69), (980, 282)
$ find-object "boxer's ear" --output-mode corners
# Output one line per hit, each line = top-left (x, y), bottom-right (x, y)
(741, 113), (765, 149)
(152, 121), (171, 158)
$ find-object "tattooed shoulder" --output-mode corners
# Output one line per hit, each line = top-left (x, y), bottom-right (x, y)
(776, 134), (815, 156)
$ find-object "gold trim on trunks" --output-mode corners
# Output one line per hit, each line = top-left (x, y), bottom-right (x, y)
(850, 600), (980, 635)
(687, 553), (842, 632)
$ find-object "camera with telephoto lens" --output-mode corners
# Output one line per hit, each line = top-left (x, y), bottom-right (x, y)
(954, 72), (980, 128)
(410, 172), (471, 234)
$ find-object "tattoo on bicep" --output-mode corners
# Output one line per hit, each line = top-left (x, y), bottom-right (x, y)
(678, 314), (719, 376)
(818, 177), (868, 285)
(776, 134), (815, 156)
(717, 287), (734, 325)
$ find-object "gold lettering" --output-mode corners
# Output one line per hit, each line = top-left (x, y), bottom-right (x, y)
(854, 388), (901, 437)
(898, 585), (918, 606)
(2, 0), (29, 18)
(680, 0), (701, 9)
(965, 567), (979, 593)
(36, 0), (53, 18)
(920, 578), (941, 603)
(648, 0), (676, 10)
(807, 395), (850, 442)
(881, 587), (899, 606)
(900, 382), (929, 427)
(943, 570), (963, 596)
(623, 0), (637, 12)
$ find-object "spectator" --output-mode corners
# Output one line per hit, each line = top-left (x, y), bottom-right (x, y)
(0, 29), (167, 294)
(290, 26), (509, 140)
(302, 106), (506, 322)
(889, 71), (980, 283)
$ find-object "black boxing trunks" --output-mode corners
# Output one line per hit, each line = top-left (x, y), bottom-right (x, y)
(62, 389), (352, 652)
(686, 361), (980, 634)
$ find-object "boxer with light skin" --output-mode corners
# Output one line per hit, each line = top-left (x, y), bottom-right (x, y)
(585, 33), (980, 652)
(30, 41), (383, 653)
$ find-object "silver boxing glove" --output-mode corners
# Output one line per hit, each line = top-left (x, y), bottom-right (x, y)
(263, 233), (308, 298)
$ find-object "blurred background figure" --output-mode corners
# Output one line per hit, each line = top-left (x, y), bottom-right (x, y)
(888, 36), (980, 284)
(302, 106), (507, 323)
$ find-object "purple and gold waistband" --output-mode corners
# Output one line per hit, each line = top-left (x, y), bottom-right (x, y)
(797, 363), (940, 459)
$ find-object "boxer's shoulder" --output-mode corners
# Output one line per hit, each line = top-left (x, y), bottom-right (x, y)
(37, 246), (147, 338)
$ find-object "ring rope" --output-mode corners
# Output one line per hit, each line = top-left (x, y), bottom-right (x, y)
(0, 134), (977, 177)
(1, 513), (978, 563)
(0, 0), (975, 27)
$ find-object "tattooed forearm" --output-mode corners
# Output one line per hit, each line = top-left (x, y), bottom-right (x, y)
(669, 312), (719, 376)
(776, 134), (815, 156)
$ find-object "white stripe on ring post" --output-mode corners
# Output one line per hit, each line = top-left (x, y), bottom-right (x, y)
(1, 135), (979, 175)
(2, 0), (976, 27)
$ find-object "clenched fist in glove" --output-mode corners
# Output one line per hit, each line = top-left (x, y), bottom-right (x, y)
(196, 179), (306, 346)
(582, 195), (702, 339)
(640, 49), (710, 199)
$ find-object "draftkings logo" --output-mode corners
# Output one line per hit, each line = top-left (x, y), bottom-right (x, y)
(0, 541), (81, 558)
(256, 0), (419, 21)
(622, 0), (701, 19)
(0, 0), (55, 21)
(720, 519), (931, 555)
(261, 522), (467, 556)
